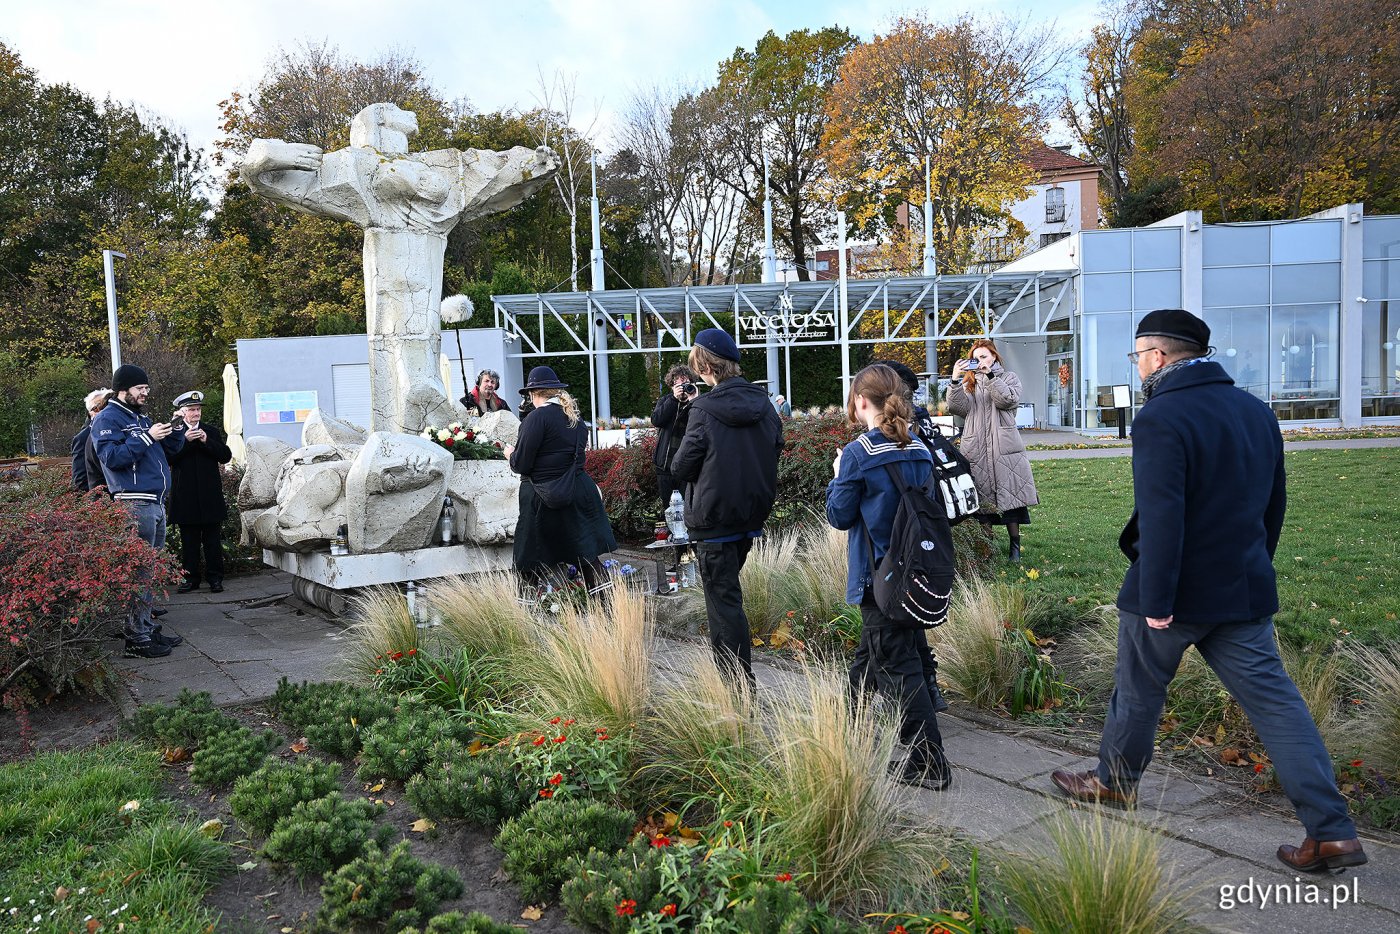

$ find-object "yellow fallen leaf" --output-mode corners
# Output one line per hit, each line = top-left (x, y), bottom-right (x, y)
(350, 884), (363, 902)
(368, 782), (385, 793)
(521, 906), (543, 921)
(120, 800), (140, 814)
(468, 739), (487, 754)
(769, 625), (792, 649)
(54, 886), (69, 902)
(289, 737), (309, 754)
(950, 911), (971, 921)
(751, 636), (765, 646)
(411, 818), (435, 832)
(162, 746), (189, 763)
(198, 819), (224, 838)
(661, 812), (680, 831)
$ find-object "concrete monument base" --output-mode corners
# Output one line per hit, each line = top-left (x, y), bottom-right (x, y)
(264, 544), (512, 591)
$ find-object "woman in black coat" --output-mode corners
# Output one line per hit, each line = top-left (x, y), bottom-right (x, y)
(167, 393), (233, 592)
(505, 367), (616, 590)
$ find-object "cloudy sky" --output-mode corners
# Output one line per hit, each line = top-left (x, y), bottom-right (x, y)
(3, 0), (1099, 161)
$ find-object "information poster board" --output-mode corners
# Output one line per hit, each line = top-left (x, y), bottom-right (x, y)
(255, 390), (318, 424)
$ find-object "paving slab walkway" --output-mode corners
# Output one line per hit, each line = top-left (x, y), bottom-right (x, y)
(111, 571), (1398, 934)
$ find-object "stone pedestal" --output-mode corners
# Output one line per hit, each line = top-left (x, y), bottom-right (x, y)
(264, 544), (512, 614)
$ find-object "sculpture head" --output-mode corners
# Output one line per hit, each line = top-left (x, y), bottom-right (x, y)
(350, 103), (418, 154)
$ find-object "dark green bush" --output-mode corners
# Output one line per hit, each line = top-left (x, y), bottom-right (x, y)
(268, 678), (397, 758)
(128, 689), (238, 751)
(404, 745), (529, 826)
(397, 912), (520, 934)
(267, 678), (345, 728)
(559, 838), (665, 934)
(494, 798), (635, 904)
(356, 699), (473, 781)
(316, 840), (463, 933)
(229, 758), (343, 836)
(189, 726), (281, 788)
(263, 791), (392, 877)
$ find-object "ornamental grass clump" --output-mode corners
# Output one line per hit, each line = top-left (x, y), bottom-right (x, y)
(430, 570), (538, 662)
(263, 791), (392, 877)
(1342, 644), (1400, 777)
(189, 726), (281, 788)
(405, 744), (530, 825)
(229, 758), (343, 836)
(317, 840), (464, 933)
(108, 819), (232, 888)
(999, 809), (1192, 934)
(127, 689), (239, 751)
(494, 797), (636, 904)
(933, 578), (1062, 714)
(754, 657), (951, 911)
(356, 697), (473, 780)
(341, 585), (423, 682)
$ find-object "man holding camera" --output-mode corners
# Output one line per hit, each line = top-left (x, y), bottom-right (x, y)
(650, 364), (699, 506)
(92, 364), (185, 658)
(168, 390), (233, 595)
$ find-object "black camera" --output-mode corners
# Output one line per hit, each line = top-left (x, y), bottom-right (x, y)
(680, 381), (697, 395)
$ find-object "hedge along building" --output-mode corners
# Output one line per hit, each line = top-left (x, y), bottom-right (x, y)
(492, 203), (1400, 435)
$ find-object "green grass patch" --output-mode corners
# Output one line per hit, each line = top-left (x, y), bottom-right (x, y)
(1025, 449), (1400, 647)
(0, 742), (228, 933)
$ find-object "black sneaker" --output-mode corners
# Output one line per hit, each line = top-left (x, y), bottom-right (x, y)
(124, 640), (173, 659)
(151, 607), (168, 618)
(928, 679), (951, 714)
(177, 582), (199, 594)
(152, 626), (183, 647)
(209, 582), (224, 594)
(890, 758), (952, 791)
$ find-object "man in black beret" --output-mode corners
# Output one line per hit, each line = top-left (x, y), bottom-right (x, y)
(671, 328), (783, 688)
(1052, 309), (1366, 872)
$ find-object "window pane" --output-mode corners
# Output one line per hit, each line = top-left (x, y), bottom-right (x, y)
(1132, 270), (1181, 310)
(1363, 216), (1400, 259)
(1203, 307), (1269, 399)
(1271, 220), (1341, 264)
(1204, 225), (1270, 266)
(1272, 263), (1340, 303)
(1132, 228), (1180, 270)
(1081, 230), (1132, 272)
(1204, 266), (1269, 307)
(1082, 273), (1132, 312)
(1362, 301), (1400, 399)
(1363, 259), (1400, 300)
(1271, 303), (1340, 403)
(1079, 313), (1134, 428)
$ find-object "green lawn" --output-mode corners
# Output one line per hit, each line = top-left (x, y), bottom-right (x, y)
(1023, 448), (1400, 647)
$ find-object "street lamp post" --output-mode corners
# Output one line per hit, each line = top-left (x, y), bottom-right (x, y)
(103, 249), (126, 371)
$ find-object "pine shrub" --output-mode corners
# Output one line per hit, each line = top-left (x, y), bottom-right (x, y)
(268, 677), (397, 758)
(189, 726), (281, 788)
(397, 912), (519, 934)
(404, 745), (529, 826)
(316, 840), (463, 933)
(267, 678), (345, 729)
(229, 758), (343, 836)
(356, 699), (473, 781)
(494, 798), (635, 904)
(128, 689), (239, 751)
(263, 791), (392, 877)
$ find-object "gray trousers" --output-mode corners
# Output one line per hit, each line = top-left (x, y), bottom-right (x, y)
(121, 500), (166, 643)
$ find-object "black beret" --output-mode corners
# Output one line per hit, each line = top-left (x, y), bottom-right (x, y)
(1136, 309), (1210, 349)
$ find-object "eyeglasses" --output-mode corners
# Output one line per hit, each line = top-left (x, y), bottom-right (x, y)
(1126, 347), (1164, 364)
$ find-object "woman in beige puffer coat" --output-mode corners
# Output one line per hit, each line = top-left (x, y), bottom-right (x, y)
(946, 338), (1038, 561)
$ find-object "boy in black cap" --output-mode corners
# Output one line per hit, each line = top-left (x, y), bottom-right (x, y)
(1052, 308), (1367, 872)
(670, 328), (784, 686)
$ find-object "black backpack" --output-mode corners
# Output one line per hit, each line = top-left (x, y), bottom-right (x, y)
(917, 421), (979, 525)
(865, 463), (956, 628)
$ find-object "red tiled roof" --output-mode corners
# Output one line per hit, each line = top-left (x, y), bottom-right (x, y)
(1027, 143), (1098, 174)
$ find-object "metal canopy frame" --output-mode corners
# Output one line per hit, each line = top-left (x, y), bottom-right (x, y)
(492, 271), (1076, 360)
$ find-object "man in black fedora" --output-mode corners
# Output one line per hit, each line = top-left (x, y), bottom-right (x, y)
(671, 329), (783, 686)
(168, 390), (233, 594)
(1051, 309), (1366, 872)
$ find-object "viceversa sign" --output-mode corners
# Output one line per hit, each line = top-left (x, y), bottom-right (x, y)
(737, 293), (836, 341)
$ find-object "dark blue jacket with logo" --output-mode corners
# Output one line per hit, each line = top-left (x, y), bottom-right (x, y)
(1117, 360), (1286, 624)
(826, 427), (934, 605)
(91, 398), (185, 505)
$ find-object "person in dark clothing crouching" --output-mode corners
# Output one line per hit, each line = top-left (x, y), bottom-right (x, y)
(650, 364), (699, 506)
(670, 329), (783, 686)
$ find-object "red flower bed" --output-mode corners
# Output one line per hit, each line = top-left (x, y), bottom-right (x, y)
(1, 470), (181, 706)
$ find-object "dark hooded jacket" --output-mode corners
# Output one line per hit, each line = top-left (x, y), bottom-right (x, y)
(670, 377), (783, 540)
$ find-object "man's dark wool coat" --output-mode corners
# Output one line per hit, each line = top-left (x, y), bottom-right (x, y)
(167, 423), (233, 525)
(1117, 360), (1285, 624)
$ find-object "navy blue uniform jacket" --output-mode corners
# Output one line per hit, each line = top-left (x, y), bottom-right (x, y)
(1117, 361), (1285, 624)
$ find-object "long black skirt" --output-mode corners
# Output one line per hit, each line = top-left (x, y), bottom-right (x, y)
(513, 471), (618, 578)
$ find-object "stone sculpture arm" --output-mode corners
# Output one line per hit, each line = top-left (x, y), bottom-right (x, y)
(240, 139), (369, 226)
(461, 146), (560, 221)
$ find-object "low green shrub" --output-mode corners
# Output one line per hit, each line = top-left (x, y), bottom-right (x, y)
(128, 689), (238, 751)
(494, 797), (636, 904)
(267, 678), (345, 730)
(229, 758), (343, 836)
(397, 911), (520, 934)
(371, 645), (516, 736)
(404, 744), (530, 826)
(267, 678), (399, 758)
(357, 699), (473, 781)
(189, 727), (281, 788)
(263, 791), (392, 877)
(317, 840), (463, 933)
(509, 716), (632, 803)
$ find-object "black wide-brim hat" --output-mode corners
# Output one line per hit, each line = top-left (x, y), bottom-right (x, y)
(523, 365), (568, 391)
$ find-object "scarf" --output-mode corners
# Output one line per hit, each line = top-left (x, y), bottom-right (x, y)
(1141, 355), (1211, 400)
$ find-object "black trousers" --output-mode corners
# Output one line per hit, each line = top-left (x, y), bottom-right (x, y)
(656, 469), (678, 507)
(179, 522), (224, 586)
(850, 595), (945, 771)
(697, 538), (754, 685)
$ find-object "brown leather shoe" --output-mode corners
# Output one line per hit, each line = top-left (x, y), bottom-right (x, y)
(1051, 768), (1137, 807)
(1277, 836), (1368, 872)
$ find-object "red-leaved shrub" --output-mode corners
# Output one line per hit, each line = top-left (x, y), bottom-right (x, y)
(585, 434), (660, 542)
(1, 469), (181, 702)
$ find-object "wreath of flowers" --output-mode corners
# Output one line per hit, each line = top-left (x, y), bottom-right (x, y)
(420, 421), (505, 460)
